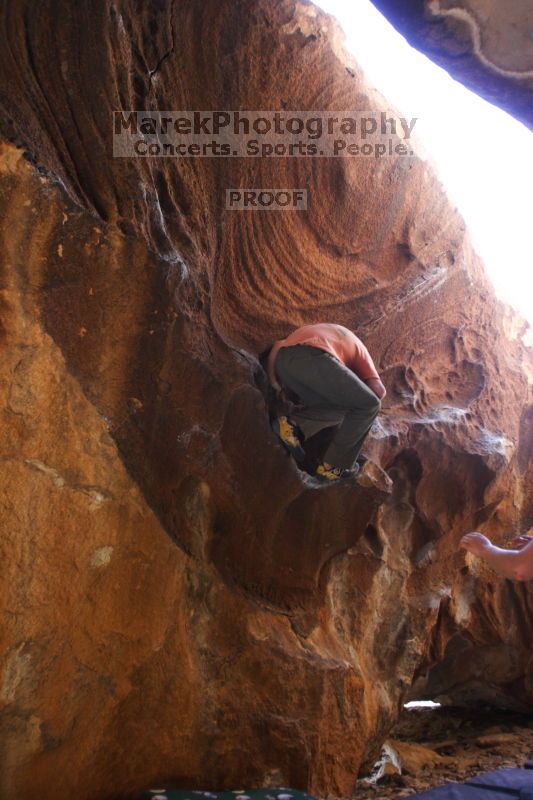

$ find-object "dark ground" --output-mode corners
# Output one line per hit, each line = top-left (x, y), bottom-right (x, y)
(355, 704), (533, 798)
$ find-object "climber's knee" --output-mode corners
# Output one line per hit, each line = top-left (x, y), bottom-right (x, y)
(360, 391), (381, 415)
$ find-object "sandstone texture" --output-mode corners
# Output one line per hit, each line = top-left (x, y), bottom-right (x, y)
(0, 2), (531, 799)
(373, 0), (533, 131)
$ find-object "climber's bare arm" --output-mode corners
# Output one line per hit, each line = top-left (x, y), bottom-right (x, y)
(365, 377), (386, 399)
(460, 532), (533, 582)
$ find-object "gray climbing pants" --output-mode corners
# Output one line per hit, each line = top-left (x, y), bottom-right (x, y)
(274, 344), (381, 469)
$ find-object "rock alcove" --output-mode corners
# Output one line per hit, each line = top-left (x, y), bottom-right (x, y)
(0, 2), (531, 799)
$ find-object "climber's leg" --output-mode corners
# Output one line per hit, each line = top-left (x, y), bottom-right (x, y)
(274, 345), (344, 439)
(274, 344), (381, 469)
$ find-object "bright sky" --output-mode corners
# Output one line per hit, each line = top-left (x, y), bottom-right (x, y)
(315, 0), (533, 323)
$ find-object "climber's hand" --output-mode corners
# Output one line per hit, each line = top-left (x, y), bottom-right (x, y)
(365, 377), (387, 399)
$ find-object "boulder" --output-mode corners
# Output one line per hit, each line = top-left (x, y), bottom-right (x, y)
(372, 0), (533, 131)
(0, 2), (531, 798)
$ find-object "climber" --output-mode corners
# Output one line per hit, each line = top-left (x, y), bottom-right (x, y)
(266, 322), (386, 482)
(460, 531), (533, 581)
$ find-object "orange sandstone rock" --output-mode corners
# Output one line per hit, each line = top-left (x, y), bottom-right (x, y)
(0, 2), (531, 799)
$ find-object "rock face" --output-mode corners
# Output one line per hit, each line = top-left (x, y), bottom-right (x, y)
(0, 2), (531, 799)
(372, 0), (533, 131)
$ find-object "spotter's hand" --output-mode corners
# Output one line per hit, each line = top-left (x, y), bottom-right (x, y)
(509, 534), (532, 550)
(460, 532), (491, 555)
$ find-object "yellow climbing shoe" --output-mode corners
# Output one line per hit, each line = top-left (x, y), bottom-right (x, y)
(315, 463), (359, 482)
(272, 415), (305, 461)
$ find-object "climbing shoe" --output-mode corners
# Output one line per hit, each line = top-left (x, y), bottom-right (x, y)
(315, 463), (359, 482)
(272, 415), (305, 461)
